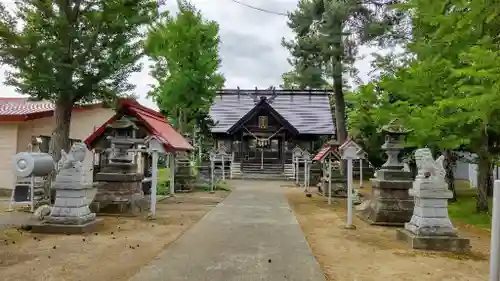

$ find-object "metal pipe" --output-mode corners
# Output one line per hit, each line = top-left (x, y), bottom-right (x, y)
(359, 158), (363, 188)
(328, 158), (332, 205)
(347, 159), (354, 227)
(490, 180), (500, 281)
(150, 150), (159, 217)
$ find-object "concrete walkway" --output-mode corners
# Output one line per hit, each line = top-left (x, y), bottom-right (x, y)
(130, 180), (326, 281)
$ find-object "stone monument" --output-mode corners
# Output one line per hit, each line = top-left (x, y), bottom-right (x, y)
(92, 117), (148, 214)
(31, 143), (100, 234)
(358, 119), (414, 226)
(396, 148), (470, 253)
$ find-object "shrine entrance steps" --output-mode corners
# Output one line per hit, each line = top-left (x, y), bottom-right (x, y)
(234, 162), (289, 181)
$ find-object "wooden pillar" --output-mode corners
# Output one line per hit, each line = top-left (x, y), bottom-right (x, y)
(240, 131), (243, 161)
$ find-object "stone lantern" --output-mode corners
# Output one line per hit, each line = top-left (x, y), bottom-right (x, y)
(358, 119), (415, 226)
(380, 119), (413, 171)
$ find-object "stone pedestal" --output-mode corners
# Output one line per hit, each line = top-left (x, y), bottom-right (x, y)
(92, 162), (148, 215)
(92, 177), (148, 215)
(358, 170), (414, 225)
(396, 229), (470, 253)
(31, 143), (100, 234)
(396, 165), (470, 253)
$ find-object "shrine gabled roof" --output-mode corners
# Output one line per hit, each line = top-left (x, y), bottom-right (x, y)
(84, 99), (193, 152)
(209, 89), (335, 135)
(313, 146), (332, 162)
(312, 143), (341, 162)
(227, 96), (299, 136)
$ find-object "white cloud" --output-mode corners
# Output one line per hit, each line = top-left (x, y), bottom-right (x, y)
(0, 0), (380, 110)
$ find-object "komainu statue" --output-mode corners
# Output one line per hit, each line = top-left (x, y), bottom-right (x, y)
(414, 148), (446, 185)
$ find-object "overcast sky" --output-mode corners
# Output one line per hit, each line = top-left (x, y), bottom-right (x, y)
(0, 0), (379, 110)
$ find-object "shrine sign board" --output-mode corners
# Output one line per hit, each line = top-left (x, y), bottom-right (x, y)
(339, 139), (363, 160)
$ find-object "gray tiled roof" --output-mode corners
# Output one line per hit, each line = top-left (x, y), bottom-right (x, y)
(209, 89), (335, 135)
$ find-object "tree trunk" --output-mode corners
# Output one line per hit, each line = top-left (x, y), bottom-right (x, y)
(487, 161), (495, 197)
(443, 150), (457, 202)
(331, 27), (347, 174)
(476, 137), (491, 212)
(177, 108), (184, 134)
(332, 53), (347, 144)
(49, 100), (73, 162)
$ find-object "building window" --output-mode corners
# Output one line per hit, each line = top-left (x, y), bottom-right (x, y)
(258, 116), (268, 129)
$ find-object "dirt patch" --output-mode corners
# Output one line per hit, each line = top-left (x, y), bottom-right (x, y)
(285, 187), (489, 281)
(0, 190), (229, 281)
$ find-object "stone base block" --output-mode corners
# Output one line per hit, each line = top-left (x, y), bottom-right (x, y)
(357, 211), (408, 226)
(357, 198), (414, 226)
(396, 228), (470, 253)
(95, 173), (143, 182)
(90, 197), (149, 216)
(357, 179), (414, 226)
(29, 219), (102, 234)
(319, 181), (347, 198)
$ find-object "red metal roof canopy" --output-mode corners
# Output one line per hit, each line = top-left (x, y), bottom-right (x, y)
(0, 97), (103, 122)
(312, 140), (342, 162)
(84, 99), (193, 152)
(313, 146), (332, 162)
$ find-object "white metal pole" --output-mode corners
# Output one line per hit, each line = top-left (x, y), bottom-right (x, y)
(210, 160), (215, 192)
(150, 150), (159, 217)
(30, 174), (35, 212)
(170, 153), (175, 196)
(359, 159), (364, 188)
(306, 161), (311, 187)
(490, 180), (500, 281)
(222, 155), (226, 180)
(303, 160), (307, 188)
(347, 159), (354, 227)
(328, 158), (332, 205)
(295, 157), (299, 185)
(230, 152), (234, 179)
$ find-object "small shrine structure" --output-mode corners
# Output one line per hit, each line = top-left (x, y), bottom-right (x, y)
(84, 99), (193, 214)
(312, 140), (345, 198)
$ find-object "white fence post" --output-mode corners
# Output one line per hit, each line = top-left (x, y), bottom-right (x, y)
(150, 150), (158, 217)
(490, 180), (500, 281)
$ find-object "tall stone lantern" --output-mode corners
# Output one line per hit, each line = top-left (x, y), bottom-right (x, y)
(380, 119), (413, 173)
(358, 119), (415, 226)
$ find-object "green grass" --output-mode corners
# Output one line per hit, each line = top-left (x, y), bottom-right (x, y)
(157, 168), (170, 195)
(157, 167), (231, 194)
(448, 180), (492, 230)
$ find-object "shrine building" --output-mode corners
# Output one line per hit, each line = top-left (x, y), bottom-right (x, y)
(209, 88), (335, 176)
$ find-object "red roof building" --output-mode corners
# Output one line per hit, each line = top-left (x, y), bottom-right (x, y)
(84, 99), (193, 152)
(0, 97), (116, 193)
(0, 97), (103, 122)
